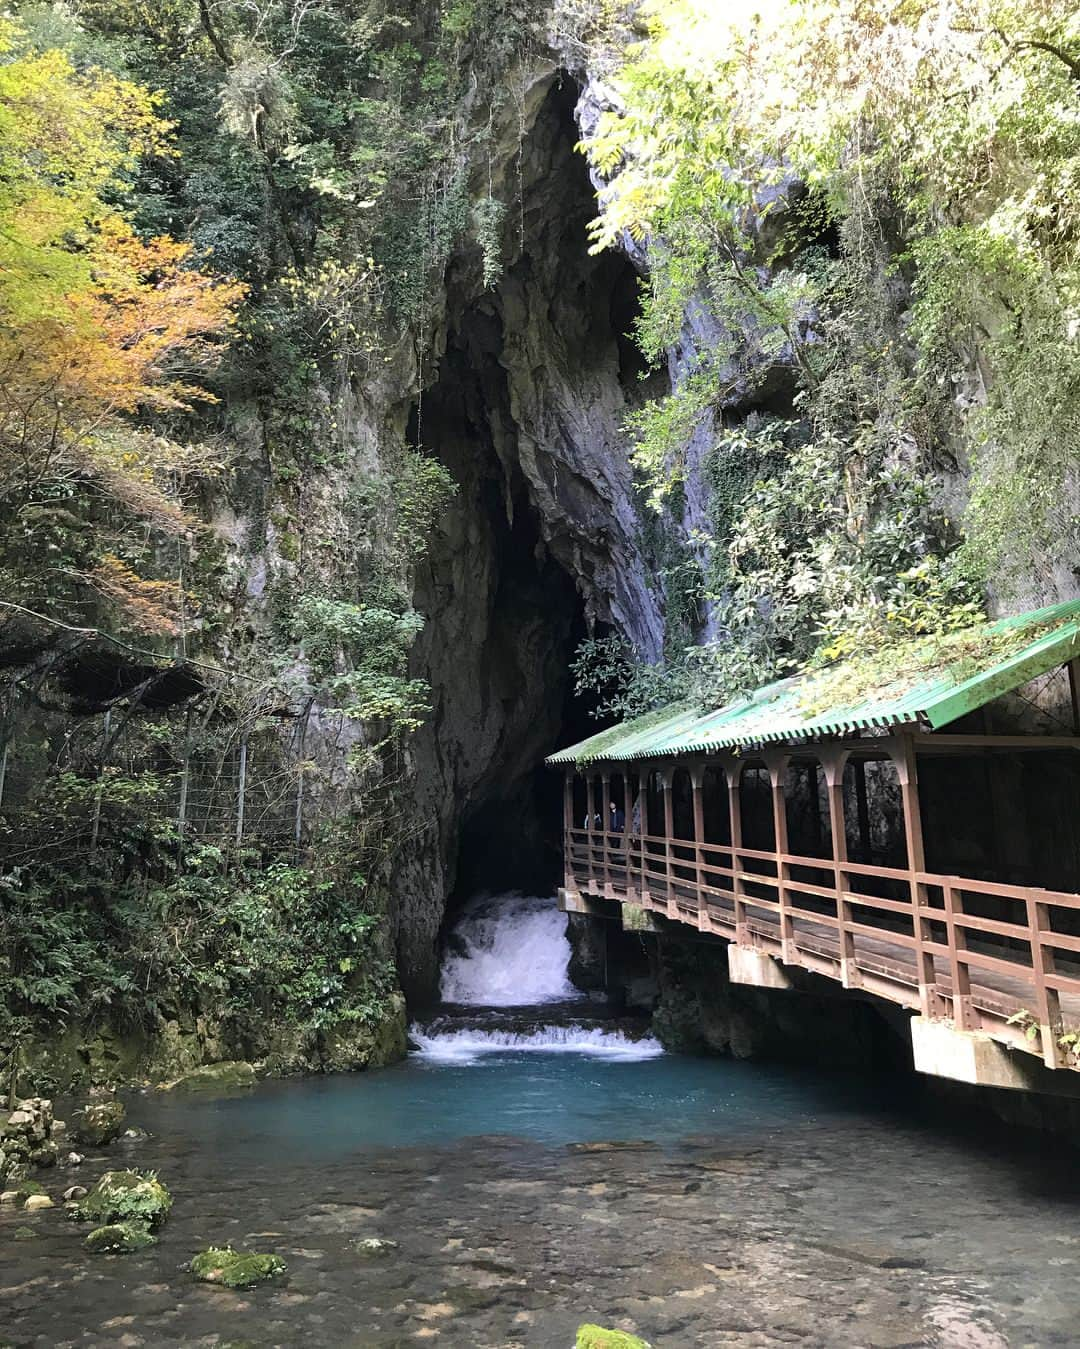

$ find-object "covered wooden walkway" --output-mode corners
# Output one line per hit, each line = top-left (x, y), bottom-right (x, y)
(549, 602), (1080, 1077)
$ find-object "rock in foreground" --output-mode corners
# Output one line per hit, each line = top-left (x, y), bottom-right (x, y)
(191, 1246), (286, 1289)
(74, 1099), (126, 1146)
(576, 1327), (651, 1349)
(85, 1221), (157, 1253)
(73, 1170), (171, 1227)
(353, 1237), (399, 1258)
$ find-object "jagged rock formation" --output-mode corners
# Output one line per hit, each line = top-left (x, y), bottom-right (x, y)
(394, 74), (670, 996)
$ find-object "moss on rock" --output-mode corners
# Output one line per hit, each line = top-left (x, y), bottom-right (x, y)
(576, 1327), (652, 1349)
(166, 1061), (257, 1093)
(353, 1236), (399, 1258)
(73, 1170), (171, 1226)
(1, 1179), (47, 1203)
(74, 1099), (126, 1146)
(190, 1246), (286, 1289)
(85, 1221), (157, 1253)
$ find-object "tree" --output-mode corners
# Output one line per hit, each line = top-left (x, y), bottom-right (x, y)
(0, 16), (245, 637)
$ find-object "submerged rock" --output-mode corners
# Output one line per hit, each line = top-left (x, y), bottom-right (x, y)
(73, 1170), (172, 1226)
(1, 1180), (47, 1204)
(353, 1237), (399, 1258)
(576, 1327), (652, 1349)
(12, 1225), (38, 1241)
(567, 1140), (659, 1154)
(85, 1221), (157, 1253)
(190, 1247), (286, 1289)
(74, 1099), (126, 1146)
(166, 1061), (256, 1093)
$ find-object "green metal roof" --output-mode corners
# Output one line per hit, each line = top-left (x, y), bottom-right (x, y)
(547, 599), (1080, 765)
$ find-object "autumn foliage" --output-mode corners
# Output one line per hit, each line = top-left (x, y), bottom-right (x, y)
(0, 17), (244, 635)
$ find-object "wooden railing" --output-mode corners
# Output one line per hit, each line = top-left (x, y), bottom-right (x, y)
(566, 826), (1080, 1071)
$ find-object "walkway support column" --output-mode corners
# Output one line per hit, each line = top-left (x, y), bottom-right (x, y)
(691, 767), (706, 929)
(637, 766), (649, 906)
(601, 772), (612, 894)
(662, 768), (676, 914)
(892, 734), (937, 1020)
(763, 752), (793, 964)
(727, 762), (747, 944)
(585, 774), (597, 891)
(819, 749), (855, 987)
(563, 769), (574, 892)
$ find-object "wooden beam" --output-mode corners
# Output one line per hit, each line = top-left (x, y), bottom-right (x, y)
(894, 732), (935, 1018)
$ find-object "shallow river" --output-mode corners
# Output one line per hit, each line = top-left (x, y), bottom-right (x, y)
(3, 896), (1080, 1347)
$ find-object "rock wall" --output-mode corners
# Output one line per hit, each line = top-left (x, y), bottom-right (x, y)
(393, 75), (668, 996)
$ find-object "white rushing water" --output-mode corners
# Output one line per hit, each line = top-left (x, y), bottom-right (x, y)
(414, 891), (664, 1060)
(438, 892), (582, 1006)
(410, 1024), (665, 1064)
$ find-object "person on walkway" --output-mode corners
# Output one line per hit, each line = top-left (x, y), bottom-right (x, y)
(610, 800), (626, 833)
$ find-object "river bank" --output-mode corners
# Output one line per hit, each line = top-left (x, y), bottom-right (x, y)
(3, 1052), (1080, 1347)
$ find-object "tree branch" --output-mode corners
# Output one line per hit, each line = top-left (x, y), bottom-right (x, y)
(198, 0), (233, 67)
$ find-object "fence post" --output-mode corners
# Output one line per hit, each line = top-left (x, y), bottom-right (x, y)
(1027, 891), (1062, 1069)
(235, 733), (248, 847)
(893, 734), (936, 1018)
(728, 762), (747, 944)
(90, 708), (111, 852)
(764, 752), (793, 964)
(177, 708), (191, 848)
(691, 766), (706, 929)
(943, 881), (975, 1031)
(820, 748), (855, 987)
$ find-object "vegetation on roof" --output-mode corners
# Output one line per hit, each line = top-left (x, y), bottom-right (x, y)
(795, 615), (1060, 719)
(570, 701), (695, 766)
(553, 602), (1080, 763)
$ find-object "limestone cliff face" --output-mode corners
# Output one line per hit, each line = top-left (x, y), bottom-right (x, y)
(393, 74), (668, 997)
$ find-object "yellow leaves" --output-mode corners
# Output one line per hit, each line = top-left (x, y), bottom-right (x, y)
(87, 555), (187, 637)
(0, 16), (247, 636)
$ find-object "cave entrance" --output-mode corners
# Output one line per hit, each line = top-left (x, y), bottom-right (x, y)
(400, 72), (649, 999)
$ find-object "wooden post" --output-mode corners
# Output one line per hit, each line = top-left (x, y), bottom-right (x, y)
(691, 768), (706, 928)
(765, 752), (793, 964)
(563, 770), (574, 892)
(236, 733), (248, 847)
(90, 709), (111, 852)
(663, 769), (676, 914)
(1027, 891), (1062, 1068)
(853, 757), (871, 862)
(728, 762), (747, 944)
(943, 881), (975, 1030)
(820, 748), (856, 987)
(637, 767), (649, 905)
(294, 699), (312, 855)
(1069, 658), (1080, 735)
(177, 713), (191, 847)
(601, 773), (612, 894)
(894, 734), (935, 1018)
(584, 774), (596, 891)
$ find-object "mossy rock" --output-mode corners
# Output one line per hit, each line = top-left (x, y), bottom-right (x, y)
(353, 1237), (399, 1258)
(74, 1099), (126, 1146)
(73, 1170), (171, 1227)
(191, 1246), (286, 1290)
(85, 1221), (157, 1253)
(166, 1061), (256, 1093)
(12, 1225), (39, 1242)
(1, 1179), (47, 1203)
(576, 1327), (652, 1349)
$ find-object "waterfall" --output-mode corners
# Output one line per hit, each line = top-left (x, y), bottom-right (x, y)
(410, 1024), (664, 1063)
(412, 892), (663, 1061)
(439, 893), (582, 1006)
